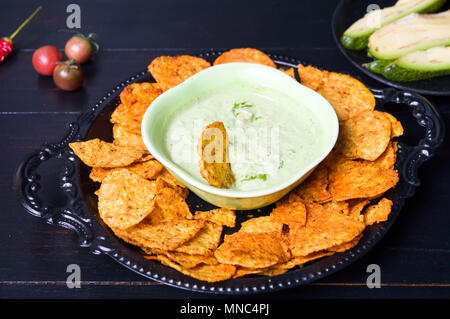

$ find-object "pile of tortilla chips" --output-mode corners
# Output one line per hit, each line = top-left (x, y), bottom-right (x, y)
(69, 48), (402, 282)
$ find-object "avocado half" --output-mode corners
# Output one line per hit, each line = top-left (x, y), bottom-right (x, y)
(368, 10), (450, 60)
(341, 0), (446, 51)
(380, 46), (450, 81)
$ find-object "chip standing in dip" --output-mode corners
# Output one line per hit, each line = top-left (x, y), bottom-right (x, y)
(164, 82), (324, 191)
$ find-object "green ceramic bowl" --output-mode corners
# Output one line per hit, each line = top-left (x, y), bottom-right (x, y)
(141, 63), (338, 210)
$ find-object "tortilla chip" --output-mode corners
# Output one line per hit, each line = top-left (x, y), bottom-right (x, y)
(114, 218), (205, 250)
(294, 164), (331, 203)
(328, 234), (363, 252)
(239, 216), (284, 233)
(364, 198), (393, 226)
(193, 208), (236, 228)
(89, 160), (164, 182)
(347, 199), (371, 217)
(69, 138), (147, 168)
(328, 159), (399, 201)
(153, 187), (192, 222)
(288, 203), (365, 257)
(276, 251), (334, 269)
(298, 64), (327, 91)
(213, 48), (276, 68)
(150, 254), (236, 282)
(174, 222), (223, 256)
(112, 124), (149, 152)
(322, 201), (350, 215)
(384, 112), (404, 138)
(298, 65), (375, 121)
(338, 111), (391, 161)
(148, 55), (211, 91)
(276, 192), (303, 207)
(232, 267), (266, 278)
(257, 268), (289, 276)
(119, 82), (162, 107)
(215, 232), (290, 268)
(375, 142), (397, 169)
(270, 201), (307, 225)
(98, 169), (159, 229)
(160, 251), (219, 268)
(198, 121), (235, 188)
(111, 83), (163, 134)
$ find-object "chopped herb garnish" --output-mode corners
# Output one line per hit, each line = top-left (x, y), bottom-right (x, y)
(288, 149), (296, 153)
(278, 160), (284, 169)
(232, 101), (253, 117)
(241, 174), (267, 182)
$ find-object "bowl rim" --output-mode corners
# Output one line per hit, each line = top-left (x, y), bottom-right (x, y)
(141, 62), (339, 198)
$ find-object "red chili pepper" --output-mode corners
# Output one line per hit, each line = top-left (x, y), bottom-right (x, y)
(0, 6), (42, 63)
(0, 38), (14, 62)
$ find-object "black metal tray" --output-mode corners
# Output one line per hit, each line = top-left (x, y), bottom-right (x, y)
(15, 52), (445, 294)
(332, 0), (450, 96)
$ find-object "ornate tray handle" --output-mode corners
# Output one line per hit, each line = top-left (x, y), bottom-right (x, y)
(15, 122), (98, 248)
(372, 88), (445, 191)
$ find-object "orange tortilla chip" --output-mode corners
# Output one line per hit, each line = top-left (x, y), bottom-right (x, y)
(270, 201), (307, 225)
(114, 218), (205, 250)
(193, 208), (236, 228)
(215, 232), (290, 268)
(364, 198), (393, 226)
(111, 83), (163, 134)
(298, 65), (375, 121)
(328, 234), (363, 252)
(298, 64), (327, 91)
(174, 222), (223, 256)
(119, 82), (162, 107)
(288, 203), (365, 257)
(198, 121), (235, 188)
(89, 160), (164, 183)
(69, 139), (147, 168)
(338, 111), (392, 161)
(153, 187), (193, 222)
(239, 216), (284, 234)
(276, 251), (334, 269)
(328, 159), (399, 201)
(98, 169), (159, 230)
(112, 124), (149, 153)
(213, 48), (276, 68)
(148, 55), (211, 91)
(276, 192), (303, 207)
(160, 251), (219, 268)
(150, 254), (236, 282)
(294, 163), (331, 203)
(322, 201), (350, 215)
(347, 199), (371, 217)
(232, 266), (268, 278)
(375, 142), (397, 169)
(384, 112), (404, 138)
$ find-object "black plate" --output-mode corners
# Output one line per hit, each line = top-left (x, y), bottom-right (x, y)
(332, 0), (450, 96)
(15, 52), (445, 294)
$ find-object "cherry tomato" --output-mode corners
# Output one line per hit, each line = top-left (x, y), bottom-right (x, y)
(65, 33), (98, 64)
(32, 45), (63, 76)
(53, 59), (84, 91)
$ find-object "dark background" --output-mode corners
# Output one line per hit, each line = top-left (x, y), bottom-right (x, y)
(1, 0), (449, 299)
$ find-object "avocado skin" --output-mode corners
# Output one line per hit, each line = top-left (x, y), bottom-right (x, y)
(421, 0), (447, 13)
(366, 59), (393, 74)
(341, 0), (447, 51)
(381, 63), (450, 82)
(341, 34), (369, 51)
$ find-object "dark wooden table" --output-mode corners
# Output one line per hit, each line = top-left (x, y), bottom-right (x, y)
(1, 0), (449, 299)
